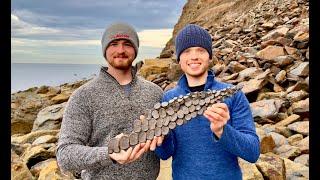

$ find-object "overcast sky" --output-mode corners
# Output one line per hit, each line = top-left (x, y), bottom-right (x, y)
(11, 0), (186, 64)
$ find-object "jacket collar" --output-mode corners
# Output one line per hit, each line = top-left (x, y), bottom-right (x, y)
(177, 70), (216, 93)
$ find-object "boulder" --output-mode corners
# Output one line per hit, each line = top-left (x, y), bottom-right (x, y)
(36, 86), (61, 98)
(11, 95), (46, 135)
(293, 31), (309, 42)
(274, 144), (301, 160)
(32, 135), (58, 146)
(268, 132), (288, 147)
(273, 55), (294, 67)
(11, 143), (32, 156)
(261, 26), (290, 41)
(274, 126), (293, 138)
(260, 135), (276, 154)
(230, 27), (242, 34)
(224, 39), (239, 48)
(286, 90), (308, 103)
(275, 114), (300, 127)
(288, 62), (309, 77)
(11, 80), (87, 135)
(261, 21), (274, 29)
(11, 150), (34, 180)
(21, 145), (56, 168)
(50, 93), (70, 104)
(284, 46), (298, 55)
(250, 99), (284, 119)
(237, 67), (263, 81)
(256, 46), (285, 61)
(160, 49), (174, 58)
(286, 81), (309, 94)
(11, 130), (60, 144)
(241, 79), (267, 94)
(295, 136), (309, 154)
(228, 61), (247, 73)
(260, 124), (276, 134)
(256, 91), (287, 101)
(36, 86), (51, 94)
(32, 102), (67, 132)
(288, 98), (309, 115)
(275, 70), (286, 83)
(287, 134), (304, 146)
(283, 158), (309, 179)
(294, 154), (309, 166)
(38, 159), (75, 180)
(166, 63), (184, 81)
(287, 121), (309, 136)
(238, 158), (263, 180)
(30, 158), (56, 178)
(220, 48), (233, 55)
(255, 153), (285, 180)
(138, 58), (172, 78)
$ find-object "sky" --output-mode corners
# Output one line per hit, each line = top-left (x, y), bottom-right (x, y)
(11, 0), (186, 65)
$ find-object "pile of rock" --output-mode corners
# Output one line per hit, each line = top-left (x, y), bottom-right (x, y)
(11, 80), (90, 179)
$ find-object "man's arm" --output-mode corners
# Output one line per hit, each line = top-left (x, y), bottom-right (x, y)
(205, 91), (260, 163)
(56, 91), (112, 172)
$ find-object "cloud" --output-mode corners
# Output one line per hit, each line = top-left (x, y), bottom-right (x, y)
(12, 28), (172, 49)
(11, 13), (61, 37)
(12, 12), (105, 40)
(138, 29), (173, 48)
(12, 11), (173, 49)
(12, 38), (100, 47)
(11, 0), (185, 29)
(11, 0), (186, 64)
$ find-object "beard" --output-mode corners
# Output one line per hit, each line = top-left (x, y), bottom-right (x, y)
(107, 53), (134, 70)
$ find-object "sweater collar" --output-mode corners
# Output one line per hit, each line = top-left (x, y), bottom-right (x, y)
(99, 66), (138, 86)
(177, 70), (216, 93)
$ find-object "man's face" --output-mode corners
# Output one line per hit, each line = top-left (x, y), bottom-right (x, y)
(105, 39), (136, 70)
(179, 46), (211, 78)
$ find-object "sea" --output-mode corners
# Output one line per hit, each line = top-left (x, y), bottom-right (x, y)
(11, 63), (103, 93)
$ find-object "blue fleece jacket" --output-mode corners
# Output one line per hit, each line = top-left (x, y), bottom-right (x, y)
(155, 71), (260, 180)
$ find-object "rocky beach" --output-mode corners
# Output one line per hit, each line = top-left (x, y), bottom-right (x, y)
(11, 0), (309, 179)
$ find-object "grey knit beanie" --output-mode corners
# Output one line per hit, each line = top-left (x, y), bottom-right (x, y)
(175, 24), (212, 62)
(101, 22), (139, 58)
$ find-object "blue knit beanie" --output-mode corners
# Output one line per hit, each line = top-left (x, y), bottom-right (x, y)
(175, 24), (212, 62)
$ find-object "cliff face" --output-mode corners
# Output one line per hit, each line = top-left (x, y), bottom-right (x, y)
(160, 0), (308, 58)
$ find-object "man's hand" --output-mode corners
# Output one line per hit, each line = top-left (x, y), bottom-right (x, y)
(149, 136), (164, 151)
(203, 103), (230, 138)
(109, 134), (152, 164)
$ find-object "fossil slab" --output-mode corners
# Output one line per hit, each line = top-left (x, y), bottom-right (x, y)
(108, 85), (242, 153)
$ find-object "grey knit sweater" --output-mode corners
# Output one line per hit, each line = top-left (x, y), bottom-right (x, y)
(56, 67), (163, 180)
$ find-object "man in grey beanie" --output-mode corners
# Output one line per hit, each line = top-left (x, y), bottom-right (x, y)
(57, 22), (164, 179)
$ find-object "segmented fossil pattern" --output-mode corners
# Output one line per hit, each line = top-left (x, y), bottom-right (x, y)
(108, 85), (243, 154)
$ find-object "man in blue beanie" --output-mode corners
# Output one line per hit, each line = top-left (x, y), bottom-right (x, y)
(155, 24), (260, 179)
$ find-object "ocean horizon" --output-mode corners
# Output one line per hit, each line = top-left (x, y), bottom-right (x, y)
(11, 63), (103, 93)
